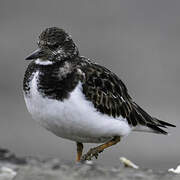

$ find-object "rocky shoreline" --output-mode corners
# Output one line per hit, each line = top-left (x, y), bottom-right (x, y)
(0, 148), (179, 180)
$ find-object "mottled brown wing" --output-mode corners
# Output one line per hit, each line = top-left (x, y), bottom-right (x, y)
(77, 60), (175, 134)
(79, 62), (133, 119)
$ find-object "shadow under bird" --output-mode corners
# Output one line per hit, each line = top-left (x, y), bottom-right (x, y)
(23, 27), (175, 162)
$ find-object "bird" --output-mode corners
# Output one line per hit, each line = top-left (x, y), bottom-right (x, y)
(23, 27), (175, 162)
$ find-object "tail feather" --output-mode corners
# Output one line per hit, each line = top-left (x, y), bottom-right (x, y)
(153, 118), (176, 127)
(146, 123), (168, 135)
(131, 102), (176, 135)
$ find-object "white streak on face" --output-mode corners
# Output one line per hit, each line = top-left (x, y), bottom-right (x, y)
(35, 59), (53, 65)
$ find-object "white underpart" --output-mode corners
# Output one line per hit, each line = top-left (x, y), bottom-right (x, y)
(35, 59), (53, 65)
(24, 71), (131, 143)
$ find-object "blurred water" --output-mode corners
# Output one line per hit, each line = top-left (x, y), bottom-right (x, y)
(0, 0), (179, 170)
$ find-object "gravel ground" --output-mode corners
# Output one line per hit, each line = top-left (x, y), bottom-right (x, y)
(0, 148), (179, 180)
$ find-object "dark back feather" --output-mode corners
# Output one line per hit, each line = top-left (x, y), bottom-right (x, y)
(77, 57), (175, 134)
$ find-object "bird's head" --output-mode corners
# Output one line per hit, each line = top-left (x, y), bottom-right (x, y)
(25, 27), (79, 63)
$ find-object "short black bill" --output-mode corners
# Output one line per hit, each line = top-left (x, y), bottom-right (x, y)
(25, 49), (45, 60)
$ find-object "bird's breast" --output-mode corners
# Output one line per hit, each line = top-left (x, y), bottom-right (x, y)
(23, 70), (131, 143)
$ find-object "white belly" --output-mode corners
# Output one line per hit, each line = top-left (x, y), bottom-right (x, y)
(24, 71), (131, 143)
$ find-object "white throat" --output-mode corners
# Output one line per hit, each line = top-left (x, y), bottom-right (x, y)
(35, 59), (53, 65)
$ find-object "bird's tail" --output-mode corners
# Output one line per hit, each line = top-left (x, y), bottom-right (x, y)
(131, 102), (176, 135)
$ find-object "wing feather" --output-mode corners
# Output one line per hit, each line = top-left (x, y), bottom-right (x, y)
(76, 58), (175, 134)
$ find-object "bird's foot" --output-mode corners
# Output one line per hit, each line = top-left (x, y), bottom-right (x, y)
(81, 147), (104, 161)
(80, 137), (121, 162)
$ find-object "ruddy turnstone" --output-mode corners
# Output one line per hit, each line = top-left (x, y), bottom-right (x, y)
(23, 27), (175, 162)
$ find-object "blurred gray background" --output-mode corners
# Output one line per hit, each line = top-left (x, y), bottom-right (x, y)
(0, 0), (179, 170)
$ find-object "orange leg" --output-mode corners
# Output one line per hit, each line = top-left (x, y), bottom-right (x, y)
(81, 136), (121, 161)
(76, 142), (83, 162)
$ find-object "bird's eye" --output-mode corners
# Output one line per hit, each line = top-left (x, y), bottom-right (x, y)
(38, 40), (47, 47)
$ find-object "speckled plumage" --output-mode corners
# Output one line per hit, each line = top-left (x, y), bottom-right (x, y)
(23, 27), (175, 144)
(76, 58), (175, 134)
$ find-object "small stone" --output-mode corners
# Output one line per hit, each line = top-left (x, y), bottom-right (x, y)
(120, 157), (139, 169)
(168, 165), (180, 174)
(0, 166), (17, 180)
